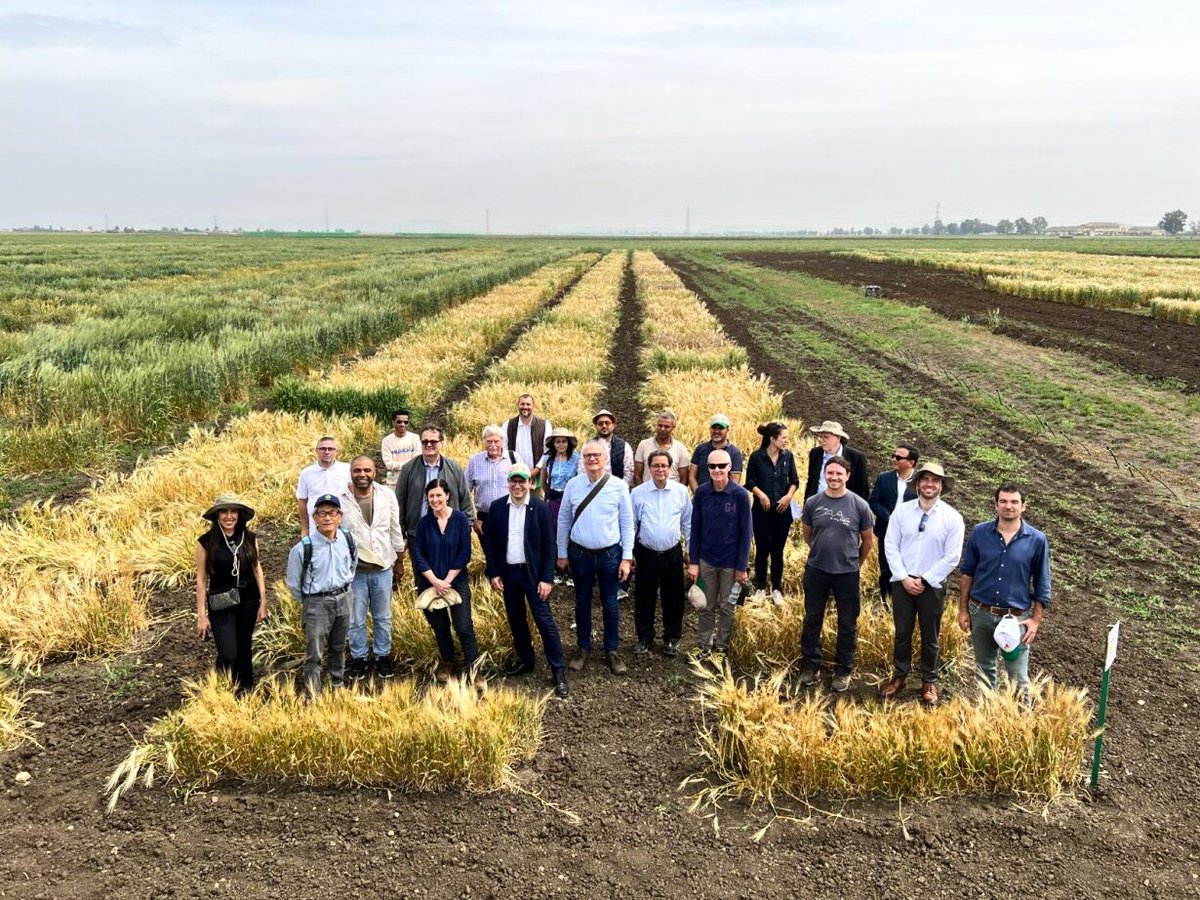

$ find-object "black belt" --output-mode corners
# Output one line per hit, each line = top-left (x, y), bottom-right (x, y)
(635, 541), (681, 557)
(570, 541), (618, 555)
(303, 584), (351, 599)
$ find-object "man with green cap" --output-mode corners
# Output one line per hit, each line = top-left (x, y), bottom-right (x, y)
(880, 461), (965, 705)
(689, 413), (744, 488)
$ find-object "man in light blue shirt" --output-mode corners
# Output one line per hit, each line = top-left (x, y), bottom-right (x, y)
(630, 449), (693, 657)
(557, 440), (634, 675)
(286, 494), (358, 696)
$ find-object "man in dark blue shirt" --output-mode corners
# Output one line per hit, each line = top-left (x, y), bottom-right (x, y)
(958, 484), (1052, 697)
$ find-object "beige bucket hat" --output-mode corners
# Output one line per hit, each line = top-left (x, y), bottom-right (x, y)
(202, 492), (256, 522)
(416, 586), (463, 611)
(808, 420), (850, 441)
(912, 460), (954, 492)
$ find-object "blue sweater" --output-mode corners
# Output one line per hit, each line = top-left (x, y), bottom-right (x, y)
(689, 481), (753, 571)
(411, 509), (472, 593)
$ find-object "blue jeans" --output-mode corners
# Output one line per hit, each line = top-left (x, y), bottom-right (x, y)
(569, 542), (621, 653)
(349, 568), (394, 660)
(503, 564), (565, 673)
(968, 602), (1032, 694)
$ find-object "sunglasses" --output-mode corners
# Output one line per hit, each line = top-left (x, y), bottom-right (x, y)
(421, 439), (441, 446)
(708, 462), (730, 470)
(918, 511), (930, 532)
(892, 454), (910, 461)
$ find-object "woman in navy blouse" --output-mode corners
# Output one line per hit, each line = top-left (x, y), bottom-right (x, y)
(411, 479), (481, 685)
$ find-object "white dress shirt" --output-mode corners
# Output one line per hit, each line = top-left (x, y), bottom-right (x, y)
(884, 498), (966, 589)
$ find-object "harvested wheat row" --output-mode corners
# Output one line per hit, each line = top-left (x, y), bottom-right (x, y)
(106, 673), (547, 808)
(695, 668), (1090, 801)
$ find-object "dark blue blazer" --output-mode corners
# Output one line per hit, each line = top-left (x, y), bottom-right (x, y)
(484, 495), (556, 585)
(867, 471), (918, 539)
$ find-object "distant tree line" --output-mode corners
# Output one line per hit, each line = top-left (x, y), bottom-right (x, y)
(832, 216), (1048, 237)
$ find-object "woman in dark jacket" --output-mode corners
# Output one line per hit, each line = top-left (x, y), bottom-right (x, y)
(412, 478), (480, 686)
(744, 423), (800, 606)
(194, 493), (268, 693)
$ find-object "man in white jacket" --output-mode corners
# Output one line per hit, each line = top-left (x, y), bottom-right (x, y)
(341, 455), (406, 681)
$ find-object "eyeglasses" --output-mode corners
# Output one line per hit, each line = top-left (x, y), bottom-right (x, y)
(892, 454), (909, 461)
(421, 439), (441, 446)
(582, 452), (603, 459)
(918, 511), (930, 532)
(313, 509), (341, 518)
(708, 462), (730, 470)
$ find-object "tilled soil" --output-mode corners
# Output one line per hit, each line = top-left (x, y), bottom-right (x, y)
(731, 251), (1200, 392)
(4, 252), (1199, 899)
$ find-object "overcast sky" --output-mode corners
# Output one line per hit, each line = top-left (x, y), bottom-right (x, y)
(2, 1), (1197, 233)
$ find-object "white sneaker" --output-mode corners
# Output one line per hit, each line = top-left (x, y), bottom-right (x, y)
(751, 589), (768, 604)
(771, 589), (785, 607)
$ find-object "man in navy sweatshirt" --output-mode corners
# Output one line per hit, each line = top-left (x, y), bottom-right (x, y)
(687, 450), (753, 662)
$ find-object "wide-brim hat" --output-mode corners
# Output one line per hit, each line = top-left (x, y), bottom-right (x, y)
(547, 426), (576, 440)
(592, 409), (616, 424)
(202, 492), (255, 522)
(912, 460), (954, 492)
(809, 420), (850, 441)
(416, 586), (463, 611)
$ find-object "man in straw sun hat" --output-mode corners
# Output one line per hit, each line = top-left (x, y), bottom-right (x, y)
(958, 484), (1052, 700)
(803, 420), (869, 501)
(484, 463), (569, 698)
(880, 460), (965, 705)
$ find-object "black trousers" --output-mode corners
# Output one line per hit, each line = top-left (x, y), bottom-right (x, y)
(752, 505), (793, 591)
(210, 599), (258, 693)
(633, 542), (685, 644)
(890, 581), (948, 683)
(877, 542), (894, 603)
(801, 566), (861, 676)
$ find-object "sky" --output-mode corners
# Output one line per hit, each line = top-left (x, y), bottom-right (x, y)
(1, 1), (1197, 233)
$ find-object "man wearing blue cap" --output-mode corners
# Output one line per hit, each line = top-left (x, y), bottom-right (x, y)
(286, 493), (358, 696)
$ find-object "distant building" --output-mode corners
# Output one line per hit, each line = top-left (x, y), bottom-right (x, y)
(1046, 222), (1165, 237)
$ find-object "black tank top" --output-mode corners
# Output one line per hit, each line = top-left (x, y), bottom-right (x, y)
(198, 533), (260, 602)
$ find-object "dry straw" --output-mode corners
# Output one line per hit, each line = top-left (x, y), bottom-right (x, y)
(0, 676), (31, 751)
(446, 250), (626, 441)
(317, 253), (599, 408)
(694, 668), (1091, 801)
(833, 248), (1200, 309)
(106, 672), (547, 809)
(631, 251), (802, 450)
(0, 411), (378, 669)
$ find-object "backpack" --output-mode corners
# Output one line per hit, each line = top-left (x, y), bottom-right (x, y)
(300, 527), (357, 593)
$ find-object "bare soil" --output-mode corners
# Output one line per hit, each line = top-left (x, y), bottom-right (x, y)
(3, 253), (1198, 899)
(731, 251), (1200, 392)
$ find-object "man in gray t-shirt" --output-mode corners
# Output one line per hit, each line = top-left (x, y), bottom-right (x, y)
(799, 455), (874, 692)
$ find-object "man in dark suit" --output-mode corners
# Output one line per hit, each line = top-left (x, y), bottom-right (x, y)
(803, 420), (870, 501)
(868, 444), (920, 603)
(485, 463), (569, 698)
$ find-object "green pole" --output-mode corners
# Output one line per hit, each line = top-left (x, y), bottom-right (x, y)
(1090, 666), (1112, 789)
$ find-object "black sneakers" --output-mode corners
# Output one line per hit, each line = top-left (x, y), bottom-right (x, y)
(347, 657), (369, 682)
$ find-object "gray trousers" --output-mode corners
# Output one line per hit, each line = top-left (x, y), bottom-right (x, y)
(302, 589), (352, 696)
(696, 561), (737, 650)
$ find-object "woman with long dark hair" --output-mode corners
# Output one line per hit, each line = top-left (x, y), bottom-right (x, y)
(194, 493), (268, 693)
(412, 478), (481, 687)
(744, 422), (800, 606)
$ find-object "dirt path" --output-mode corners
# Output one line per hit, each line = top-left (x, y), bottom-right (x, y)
(732, 251), (1200, 392)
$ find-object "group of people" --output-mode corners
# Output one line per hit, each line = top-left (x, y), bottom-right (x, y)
(195, 394), (1051, 704)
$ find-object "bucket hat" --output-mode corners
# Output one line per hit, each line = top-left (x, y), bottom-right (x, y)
(202, 492), (256, 522)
